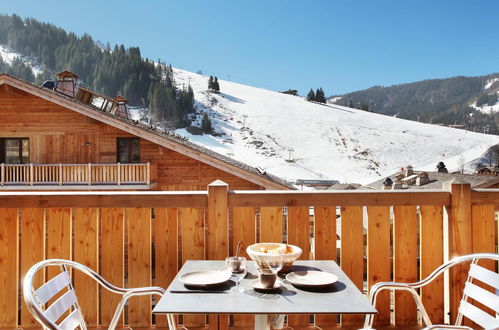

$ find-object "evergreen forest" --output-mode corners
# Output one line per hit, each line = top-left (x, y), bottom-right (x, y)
(0, 14), (194, 127)
(332, 74), (499, 134)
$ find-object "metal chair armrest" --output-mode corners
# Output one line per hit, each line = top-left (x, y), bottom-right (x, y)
(363, 281), (429, 329)
(108, 286), (166, 330)
(425, 325), (472, 330)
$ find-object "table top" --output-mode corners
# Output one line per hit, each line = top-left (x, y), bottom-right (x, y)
(153, 260), (376, 315)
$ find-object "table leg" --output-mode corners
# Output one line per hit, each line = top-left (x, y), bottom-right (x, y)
(254, 314), (270, 330)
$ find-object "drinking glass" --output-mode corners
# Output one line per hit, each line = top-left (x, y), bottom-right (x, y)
(265, 249), (284, 275)
(226, 256), (247, 292)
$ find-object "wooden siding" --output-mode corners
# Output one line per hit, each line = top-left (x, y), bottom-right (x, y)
(0, 87), (262, 190)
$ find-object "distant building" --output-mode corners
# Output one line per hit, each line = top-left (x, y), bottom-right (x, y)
(476, 165), (499, 176)
(280, 89), (299, 96)
(365, 166), (499, 190)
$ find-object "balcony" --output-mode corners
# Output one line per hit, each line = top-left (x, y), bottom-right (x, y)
(0, 162), (154, 190)
(0, 180), (497, 329)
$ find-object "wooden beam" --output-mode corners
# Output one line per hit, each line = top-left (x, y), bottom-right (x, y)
(471, 189), (499, 205)
(229, 190), (450, 207)
(0, 191), (207, 208)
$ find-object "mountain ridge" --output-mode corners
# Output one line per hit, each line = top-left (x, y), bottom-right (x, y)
(329, 73), (499, 134)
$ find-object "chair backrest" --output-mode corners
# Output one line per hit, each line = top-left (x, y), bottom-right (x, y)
(23, 260), (88, 330)
(456, 257), (499, 329)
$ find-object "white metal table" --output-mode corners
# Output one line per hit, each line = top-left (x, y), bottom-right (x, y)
(153, 260), (376, 330)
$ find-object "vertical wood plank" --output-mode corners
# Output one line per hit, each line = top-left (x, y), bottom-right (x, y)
(232, 207), (256, 328)
(100, 208), (125, 327)
(287, 207), (310, 260)
(180, 207), (206, 327)
(73, 208), (99, 327)
(314, 206), (337, 328)
(471, 204), (495, 319)
(393, 206), (418, 326)
(0, 208), (18, 328)
(287, 206), (310, 328)
(445, 181), (472, 324)
(45, 208), (72, 323)
(46, 208), (71, 280)
(260, 207), (283, 242)
(420, 206), (444, 324)
(154, 208), (178, 328)
(127, 208), (152, 327)
(340, 206), (364, 327)
(367, 206), (391, 326)
(20, 208), (45, 327)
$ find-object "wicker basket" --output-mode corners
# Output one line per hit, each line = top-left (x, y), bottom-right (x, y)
(247, 243), (302, 274)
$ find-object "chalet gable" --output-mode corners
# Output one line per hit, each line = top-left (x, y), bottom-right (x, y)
(0, 74), (292, 190)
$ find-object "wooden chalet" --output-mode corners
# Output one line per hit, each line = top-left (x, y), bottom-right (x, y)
(0, 73), (292, 191)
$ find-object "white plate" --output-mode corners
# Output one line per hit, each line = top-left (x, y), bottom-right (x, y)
(286, 271), (338, 287)
(179, 270), (231, 286)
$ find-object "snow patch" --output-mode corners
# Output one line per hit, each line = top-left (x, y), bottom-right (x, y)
(484, 78), (499, 90)
(470, 100), (499, 115)
(0, 44), (44, 76)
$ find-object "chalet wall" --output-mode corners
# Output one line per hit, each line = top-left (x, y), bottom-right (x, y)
(0, 86), (262, 190)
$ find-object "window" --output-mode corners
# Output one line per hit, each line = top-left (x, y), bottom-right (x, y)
(117, 138), (140, 163)
(0, 138), (29, 164)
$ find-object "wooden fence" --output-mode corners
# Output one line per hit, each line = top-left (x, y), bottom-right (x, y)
(0, 180), (497, 329)
(0, 162), (150, 186)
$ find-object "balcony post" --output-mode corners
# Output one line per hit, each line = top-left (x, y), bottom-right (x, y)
(88, 163), (92, 185)
(1, 163), (4, 185)
(207, 180), (229, 329)
(30, 163), (34, 186)
(443, 179), (471, 324)
(207, 180), (229, 260)
(117, 163), (121, 185)
(59, 163), (63, 185)
(146, 162), (150, 185)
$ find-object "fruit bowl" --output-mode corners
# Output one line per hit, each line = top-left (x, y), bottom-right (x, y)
(246, 243), (302, 273)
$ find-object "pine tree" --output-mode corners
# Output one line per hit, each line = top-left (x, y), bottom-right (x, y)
(315, 88), (326, 103)
(360, 102), (369, 111)
(306, 89), (315, 101)
(213, 77), (220, 92)
(208, 76), (214, 90)
(202, 113), (213, 134)
(348, 100), (353, 108)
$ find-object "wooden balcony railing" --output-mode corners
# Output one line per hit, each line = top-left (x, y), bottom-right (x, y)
(0, 162), (150, 186)
(0, 180), (497, 329)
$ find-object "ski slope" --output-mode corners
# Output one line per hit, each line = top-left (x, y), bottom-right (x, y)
(171, 69), (499, 184)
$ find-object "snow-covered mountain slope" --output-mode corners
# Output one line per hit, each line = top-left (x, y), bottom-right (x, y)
(171, 69), (499, 184)
(2, 43), (497, 185)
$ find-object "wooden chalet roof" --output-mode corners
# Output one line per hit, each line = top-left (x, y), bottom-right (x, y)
(0, 74), (293, 190)
(112, 95), (128, 103)
(365, 170), (499, 190)
(56, 70), (80, 78)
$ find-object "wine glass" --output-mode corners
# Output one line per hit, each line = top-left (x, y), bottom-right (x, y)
(264, 248), (284, 275)
(226, 256), (247, 292)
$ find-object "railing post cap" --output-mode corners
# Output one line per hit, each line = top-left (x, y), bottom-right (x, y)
(208, 180), (228, 188)
(442, 177), (471, 189)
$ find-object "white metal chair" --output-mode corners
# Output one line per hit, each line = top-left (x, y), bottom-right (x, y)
(363, 253), (499, 329)
(23, 259), (174, 330)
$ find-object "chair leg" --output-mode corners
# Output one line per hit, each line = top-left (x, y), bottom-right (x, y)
(167, 314), (176, 330)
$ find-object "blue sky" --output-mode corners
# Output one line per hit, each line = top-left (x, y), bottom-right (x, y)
(2, 0), (498, 96)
